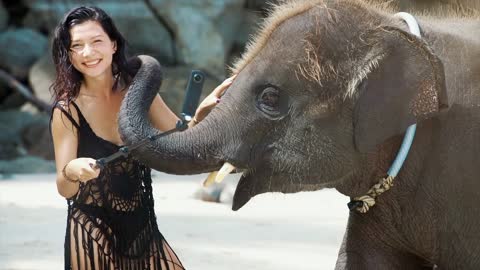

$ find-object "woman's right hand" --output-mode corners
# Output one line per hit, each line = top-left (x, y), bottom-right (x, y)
(65, 158), (100, 182)
(193, 75), (236, 123)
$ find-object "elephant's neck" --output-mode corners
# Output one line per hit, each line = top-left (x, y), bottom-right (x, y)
(335, 122), (435, 204)
(335, 135), (402, 198)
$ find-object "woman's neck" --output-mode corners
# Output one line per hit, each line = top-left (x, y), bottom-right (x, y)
(81, 69), (117, 100)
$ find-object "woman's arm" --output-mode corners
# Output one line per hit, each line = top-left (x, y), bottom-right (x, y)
(51, 103), (99, 198)
(148, 94), (180, 131)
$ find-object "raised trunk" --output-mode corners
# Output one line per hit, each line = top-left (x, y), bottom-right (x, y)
(118, 55), (222, 174)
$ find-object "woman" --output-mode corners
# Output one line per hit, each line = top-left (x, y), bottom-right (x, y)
(50, 6), (233, 270)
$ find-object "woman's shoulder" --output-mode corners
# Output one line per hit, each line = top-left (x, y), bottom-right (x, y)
(51, 99), (81, 128)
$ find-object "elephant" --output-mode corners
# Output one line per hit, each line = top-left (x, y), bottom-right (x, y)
(393, 0), (479, 15)
(368, 0), (480, 15)
(118, 0), (480, 269)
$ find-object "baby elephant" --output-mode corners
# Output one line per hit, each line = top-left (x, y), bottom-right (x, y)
(119, 0), (480, 269)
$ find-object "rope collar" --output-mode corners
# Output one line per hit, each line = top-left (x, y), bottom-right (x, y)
(348, 12), (421, 213)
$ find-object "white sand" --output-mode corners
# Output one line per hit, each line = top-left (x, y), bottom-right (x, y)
(0, 172), (349, 270)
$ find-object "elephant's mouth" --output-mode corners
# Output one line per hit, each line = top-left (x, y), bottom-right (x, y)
(213, 142), (280, 211)
(211, 161), (271, 211)
(218, 159), (329, 211)
(207, 161), (254, 211)
(232, 169), (257, 211)
(216, 157), (330, 210)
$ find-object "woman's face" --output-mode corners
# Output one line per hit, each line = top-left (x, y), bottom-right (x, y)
(68, 20), (116, 79)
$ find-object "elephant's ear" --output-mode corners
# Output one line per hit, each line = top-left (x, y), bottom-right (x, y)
(353, 27), (448, 152)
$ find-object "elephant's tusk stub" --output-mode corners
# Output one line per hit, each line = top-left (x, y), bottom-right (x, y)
(203, 171), (218, 187)
(215, 162), (236, 183)
(202, 162), (237, 187)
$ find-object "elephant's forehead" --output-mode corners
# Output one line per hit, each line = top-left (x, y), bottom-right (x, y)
(232, 0), (323, 74)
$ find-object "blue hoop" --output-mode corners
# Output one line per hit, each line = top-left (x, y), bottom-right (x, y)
(387, 12), (421, 177)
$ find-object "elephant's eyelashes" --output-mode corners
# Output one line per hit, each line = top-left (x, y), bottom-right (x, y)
(256, 86), (282, 118)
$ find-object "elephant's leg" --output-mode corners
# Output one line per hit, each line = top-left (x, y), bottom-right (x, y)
(334, 216), (432, 270)
(335, 245), (429, 270)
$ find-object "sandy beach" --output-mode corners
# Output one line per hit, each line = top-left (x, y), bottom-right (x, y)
(0, 172), (349, 270)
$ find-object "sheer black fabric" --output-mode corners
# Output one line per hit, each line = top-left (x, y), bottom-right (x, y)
(52, 101), (185, 270)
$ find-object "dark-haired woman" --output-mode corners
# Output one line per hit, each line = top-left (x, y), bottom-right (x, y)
(50, 6), (233, 270)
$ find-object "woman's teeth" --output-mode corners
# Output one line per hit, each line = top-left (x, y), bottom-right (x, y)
(84, 59), (101, 67)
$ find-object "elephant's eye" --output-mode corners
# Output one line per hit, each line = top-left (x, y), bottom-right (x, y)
(261, 88), (279, 108)
(256, 86), (282, 118)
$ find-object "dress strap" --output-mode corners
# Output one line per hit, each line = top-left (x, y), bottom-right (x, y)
(70, 101), (90, 126)
(52, 101), (81, 129)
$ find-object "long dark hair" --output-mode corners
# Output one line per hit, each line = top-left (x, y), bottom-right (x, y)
(50, 6), (132, 105)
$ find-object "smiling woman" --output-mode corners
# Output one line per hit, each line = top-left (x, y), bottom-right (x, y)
(68, 21), (116, 78)
(48, 5), (234, 270)
(49, 7), (186, 270)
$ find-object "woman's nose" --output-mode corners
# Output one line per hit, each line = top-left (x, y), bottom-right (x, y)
(81, 44), (93, 57)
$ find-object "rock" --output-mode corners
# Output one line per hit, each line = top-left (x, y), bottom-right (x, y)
(0, 156), (56, 174)
(0, 143), (23, 160)
(0, 110), (49, 160)
(22, 122), (55, 160)
(0, 28), (48, 79)
(0, 81), (11, 104)
(245, 0), (278, 12)
(231, 10), (262, 47)
(0, 91), (27, 109)
(20, 103), (41, 114)
(226, 10), (263, 68)
(99, 3), (175, 63)
(0, 2), (8, 31)
(150, 0), (245, 77)
(23, 1), (175, 64)
(28, 54), (56, 105)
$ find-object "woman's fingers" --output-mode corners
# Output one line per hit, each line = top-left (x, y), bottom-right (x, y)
(194, 75), (237, 122)
(64, 158), (100, 182)
(78, 159), (100, 182)
(213, 75), (236, 96)
(206, 95), (221, 107)
(209, 75), (236, 104)
(79, 169), (96, 182)
(88, 159), (101, 170)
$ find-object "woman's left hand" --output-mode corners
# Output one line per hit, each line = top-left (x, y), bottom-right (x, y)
(193, 75), (236, 123)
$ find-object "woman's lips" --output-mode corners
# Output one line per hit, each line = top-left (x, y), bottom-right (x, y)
(83, 59), (102, 68)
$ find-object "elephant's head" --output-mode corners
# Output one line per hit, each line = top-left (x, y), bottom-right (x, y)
(119, 0), (447, 211)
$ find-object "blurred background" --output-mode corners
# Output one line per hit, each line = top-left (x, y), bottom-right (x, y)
(0, 0), (478, 175)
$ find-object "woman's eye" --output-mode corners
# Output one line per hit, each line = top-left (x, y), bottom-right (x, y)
(94, 40), (102, 43)
(71, 44), (80, 48)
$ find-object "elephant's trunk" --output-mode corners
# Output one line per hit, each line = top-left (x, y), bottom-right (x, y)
(118, 55), (222, 174)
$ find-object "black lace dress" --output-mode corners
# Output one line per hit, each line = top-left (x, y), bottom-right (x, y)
(52, 101), (185, 270)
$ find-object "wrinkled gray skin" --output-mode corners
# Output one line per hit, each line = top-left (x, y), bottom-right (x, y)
(119, 1), (480, 269)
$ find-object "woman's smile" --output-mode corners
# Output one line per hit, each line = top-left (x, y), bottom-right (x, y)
(83, 59), (102, 68)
